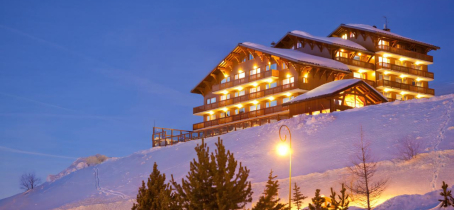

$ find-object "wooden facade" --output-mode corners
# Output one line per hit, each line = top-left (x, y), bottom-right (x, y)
(152, 23), (439, 147)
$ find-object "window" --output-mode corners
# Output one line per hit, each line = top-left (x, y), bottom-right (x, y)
(220, 94), (230, 101)
(297, 42), (302, 48)
(220, 112), (225, 118)
(403, 78), (408, 84)
(249, 54), (254, 60)
(250, 86), (260, 93)
(220, 111), (230, 118)
(206, 97), (216, 104)
(336, 51), (349, 58)
(250, 104), (260, 111)
(206, 115), (210, 121)
(242, 58), (246, 63)
(266, 82), (277, 89)
(342, 34), (347, 39)
(395, 60), (402, 66)
(353, 72), (365, 79)
(353, 55), (360, 60)
(206, 114), (216, 121)
(302, 77), (308, 83)
(282, 63), (287, 69)
(282, 77), (295, 85)
(283, 96), (295, 103)
(226, 110), (230, 117)
(250, 68), (261, 75)
(322, 109), (330, 114)
(411, 64), (422, 70)
(344, 94), (365, 108)
(414, 81), (423, 87)
(350, 32), (355, 38)
(312, 111), (321, 115)
(266, 63), (277, 71)
(234, 72), (246, 80)
(396, 94), (403, 101)
(378, 57), (390, 68)
(266, 100), (277, 108)
(221, 77), (230, 84)
(379, 74), (390, 81)
(235, 90), (245, 97)
(378, 40), (389, 46)
(395, 78), (402, 83)
(235, 108), (245, 115)
(384, 92), (391, 98)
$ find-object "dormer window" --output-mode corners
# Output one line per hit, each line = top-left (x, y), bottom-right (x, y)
(350, 32), (355, 38)
(342, 34), (347, 39)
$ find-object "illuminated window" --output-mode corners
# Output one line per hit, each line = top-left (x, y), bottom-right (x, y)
(220, 111), (230, 118)
(342, 34), (347, 39)
(384, 92), (391, 98)
(250, 104), (260, 111)
(336, 51), (349, 58)
(206, 115), (210, 121)
(344, 94), (365, 108)
(267, 63), (277, 71)
(282, 77), (295, 85)
(220, 94), (230, 101)
(283, 96), (295, 103)
(221, 77), (230, 84)
(220, 112), (225, 118)
(396, 94), (402, 101)
(395, 78), (402, 83)
(321, 109), (330, 113)
(235, 90), (245, 97)
(266, 100), (277, 108)
(312, 111), (321, 115)
(250, 68), (261, 75)
(235, 108), (245, 115)
(266, 82), (278, 89)
(302, 77), (308, 83)
(353, 72), (365, 79)
(250, 86), (260, 93)
(206, 114), (216, 121)
(349, 32), (355, 38)
(206, 97), (216, 104)
(378, 40), (389, 46)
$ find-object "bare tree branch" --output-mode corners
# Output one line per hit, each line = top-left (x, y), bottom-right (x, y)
(20, 172), (41, 191)
(396, 137), (422, 161)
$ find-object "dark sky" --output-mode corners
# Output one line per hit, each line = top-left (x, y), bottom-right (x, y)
(1, 0), (453, 199)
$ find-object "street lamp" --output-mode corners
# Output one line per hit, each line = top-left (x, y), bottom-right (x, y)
(278, 125), (292, 209)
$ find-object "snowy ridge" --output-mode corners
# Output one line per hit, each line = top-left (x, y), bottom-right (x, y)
(290, 30), (369, 52)
(240, 42), (350, 72)
(1, 94), (454, 210)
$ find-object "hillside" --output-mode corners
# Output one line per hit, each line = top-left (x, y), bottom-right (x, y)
(1, 94), (454, 210)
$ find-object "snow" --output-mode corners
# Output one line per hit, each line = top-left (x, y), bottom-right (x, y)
(1, 94), (454, 210)
(240, 42), (350, 72)
(344, 24), (439, 49)
(290, 30), (369, 52)
(284, 79), (387, 105)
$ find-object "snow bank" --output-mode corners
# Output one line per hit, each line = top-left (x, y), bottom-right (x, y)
(47, 154), (109, 182)
(1, 94), (453, 210)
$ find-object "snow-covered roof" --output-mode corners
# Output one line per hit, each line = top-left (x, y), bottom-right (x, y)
(332, 24), (440, 50)
(240, 42), (350, 72)
(289, 30), (370, 52)
(283, 79), (387, 105)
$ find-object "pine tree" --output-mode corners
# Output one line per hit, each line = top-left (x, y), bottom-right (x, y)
(293, 182), (307, 210)
(171, 137), (253, 209)
(308, 189), (328, 210)
(252, 170), (288, 210)
(132, 162), (168, 210)
(438, 181), (454, 208)
(330, 184), (350, 210)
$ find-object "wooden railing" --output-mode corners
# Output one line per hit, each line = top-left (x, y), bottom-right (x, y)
(376, 79), (435, 95)
(212, 70), (279, 92)
(194, 83), (297, 114)
(334, 57), (375, 69)
(376, 45), (433, 62)
(193, 105), (289, 130)
(376, 62), (434, 79)
(154, 114), (290, 147)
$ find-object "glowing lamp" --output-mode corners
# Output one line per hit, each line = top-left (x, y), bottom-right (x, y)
(276, 143), (290, 156)
(252, 82), (258, 87)
(252, 100), (258, 105)
(267, 96), (275, 101)
(209, 111), (214, 115)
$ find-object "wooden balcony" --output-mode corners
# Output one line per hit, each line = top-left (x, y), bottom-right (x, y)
(376, 62), (434, 79)
(334, 57), (375, 69)
(376, 45), (433, 62)
(193, 83), (297, 114)
(193, 105), (289, 130)
(212, 70), (280, 92)
(376, 79), (435, 95)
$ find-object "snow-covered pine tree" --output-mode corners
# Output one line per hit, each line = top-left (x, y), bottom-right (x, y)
(439, 181), (454, 208)
(308, 189), (328, 210)
(171, 137), (253, 209)
(329, 184), (350, 210)
(132, 162), (168, 210)
(293, 182), (307, 210)
(252, 170), (288, 210)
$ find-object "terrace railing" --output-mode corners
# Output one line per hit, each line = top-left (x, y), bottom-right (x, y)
(376, 79), (435, 95)
(212, 70), (279, 92)
(376, 62), (434, 79)
(334, 57), (375, 69)
(376, 45), (433, 62)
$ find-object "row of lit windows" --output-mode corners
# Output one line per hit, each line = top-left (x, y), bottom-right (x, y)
(378, 74), (424, 87)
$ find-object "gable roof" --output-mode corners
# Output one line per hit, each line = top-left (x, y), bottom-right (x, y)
(283, 79), (388, 105)
(191, 42), (351, 94)
(286, 30), (373, 53)
(240, 42), (350, 72)
(329, 24), (440, 50)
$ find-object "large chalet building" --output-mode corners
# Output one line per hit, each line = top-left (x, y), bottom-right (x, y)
(152, 23), (440, 147)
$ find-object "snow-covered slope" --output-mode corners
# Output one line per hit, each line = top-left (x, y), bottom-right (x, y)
(1, 95), (454, 210)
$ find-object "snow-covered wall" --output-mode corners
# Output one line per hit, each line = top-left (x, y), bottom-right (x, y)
(1, 94), (454, 210)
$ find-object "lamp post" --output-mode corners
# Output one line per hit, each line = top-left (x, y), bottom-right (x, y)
(279, 125), (292, 209)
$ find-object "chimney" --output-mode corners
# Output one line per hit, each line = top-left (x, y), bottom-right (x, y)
(271, 41), (276, 46)
(383, 16), (390, 31)
(373, 25), (377, 28)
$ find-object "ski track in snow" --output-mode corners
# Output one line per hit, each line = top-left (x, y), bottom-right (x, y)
(430, 98), (453, 190)
(94, 167), (128, 199)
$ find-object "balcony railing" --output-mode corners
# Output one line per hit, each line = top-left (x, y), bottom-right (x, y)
(376, 62), (434, 79)
(376, 45), (433, 62)
(193, 105), (289, 130)
(376, 79), (435, 95)
(334, 57), (375, 69)
(212, 70), (280, 92)
(194, 83), (297, 114)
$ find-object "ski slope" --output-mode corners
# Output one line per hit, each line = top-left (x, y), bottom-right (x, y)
(1, 94), (454, 210)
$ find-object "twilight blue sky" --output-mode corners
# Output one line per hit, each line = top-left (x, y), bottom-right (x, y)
(1, 0), (454, 199)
